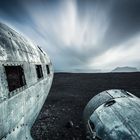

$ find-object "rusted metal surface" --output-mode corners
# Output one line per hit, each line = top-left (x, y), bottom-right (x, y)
(83, 89), (140, 140)
(0, 23), (53, 140)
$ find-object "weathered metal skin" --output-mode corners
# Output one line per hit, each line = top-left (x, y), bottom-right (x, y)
(83, 89), (140, 140)
(0, 23), (53, 140)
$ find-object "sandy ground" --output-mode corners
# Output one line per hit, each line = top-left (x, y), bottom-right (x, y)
(31, 72), (140, 140)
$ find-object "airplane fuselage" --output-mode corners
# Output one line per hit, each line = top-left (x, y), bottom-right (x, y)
(0, 23), (53, 140)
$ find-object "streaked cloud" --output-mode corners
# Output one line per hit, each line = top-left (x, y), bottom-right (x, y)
(0, 0), (140, 72)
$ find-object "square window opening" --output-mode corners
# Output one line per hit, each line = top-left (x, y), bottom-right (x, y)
(4, 66), (26, 92)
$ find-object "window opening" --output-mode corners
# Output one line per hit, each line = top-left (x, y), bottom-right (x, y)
(46, 65), (50, 75)
(36, 65), (43, 79)
(5, 66), (26, 92)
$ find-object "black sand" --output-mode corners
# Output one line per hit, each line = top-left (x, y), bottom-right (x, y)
(31, 72), (140, 140)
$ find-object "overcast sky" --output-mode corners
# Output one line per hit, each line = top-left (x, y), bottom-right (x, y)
(0, 0), (140, 72)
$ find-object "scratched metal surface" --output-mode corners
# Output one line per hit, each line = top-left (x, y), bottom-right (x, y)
(0, 23), (53, 140)
(84, 90), (140, 140)
(83, 89), (134, 123)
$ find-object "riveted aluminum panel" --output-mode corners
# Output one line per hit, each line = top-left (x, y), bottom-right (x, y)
(84, 90), (140, 140)
(0, 23), (53, 140)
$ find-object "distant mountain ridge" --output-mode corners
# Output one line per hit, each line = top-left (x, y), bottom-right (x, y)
(112, 66), (139, 73)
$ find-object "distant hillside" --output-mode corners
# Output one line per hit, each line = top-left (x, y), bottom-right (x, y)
(112, 66), (139, 73)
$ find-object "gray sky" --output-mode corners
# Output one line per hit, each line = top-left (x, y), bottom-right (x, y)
(0, 0), (140, 72)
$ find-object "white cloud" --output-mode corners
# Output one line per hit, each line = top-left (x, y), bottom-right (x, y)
(89, 35), (140, 71)
(2, 0), (139, 72)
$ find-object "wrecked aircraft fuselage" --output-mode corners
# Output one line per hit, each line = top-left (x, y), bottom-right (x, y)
(0, 23), (53, 140)
(83, 89), (140, 140)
